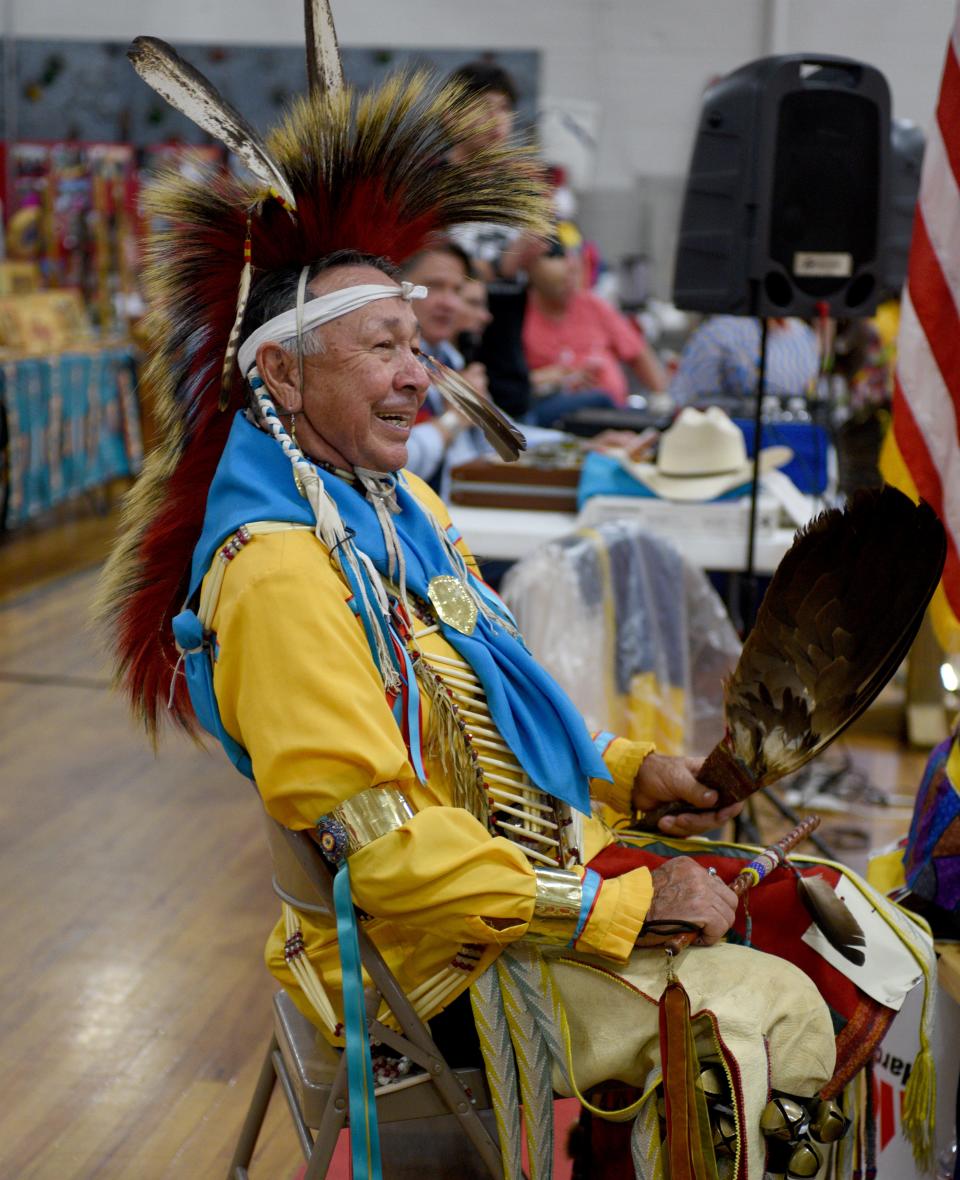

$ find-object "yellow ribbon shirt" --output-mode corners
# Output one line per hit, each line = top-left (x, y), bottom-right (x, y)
(208, 472), (655, 1038)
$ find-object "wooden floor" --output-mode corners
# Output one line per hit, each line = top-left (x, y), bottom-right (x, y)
(0, 523), (305, 1177)
(0, 505), (933, 1179)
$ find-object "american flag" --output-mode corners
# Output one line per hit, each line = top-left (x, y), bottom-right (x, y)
(880, 7), (960, 651)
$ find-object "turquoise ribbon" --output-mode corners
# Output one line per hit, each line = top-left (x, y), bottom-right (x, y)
(333, 862), (383, 1180)
(592, 730), (617, 758)
(569, 868), (602, 947)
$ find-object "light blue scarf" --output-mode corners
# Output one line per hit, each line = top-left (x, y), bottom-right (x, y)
(188, 412), (611, 811)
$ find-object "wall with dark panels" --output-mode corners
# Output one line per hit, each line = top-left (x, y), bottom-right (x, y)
(4, 40), (539, 144)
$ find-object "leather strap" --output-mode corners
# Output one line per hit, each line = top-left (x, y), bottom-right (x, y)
(658, 976), (719, 1180)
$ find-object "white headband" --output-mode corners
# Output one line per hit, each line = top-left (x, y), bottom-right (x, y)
(237, 280), (428, 376)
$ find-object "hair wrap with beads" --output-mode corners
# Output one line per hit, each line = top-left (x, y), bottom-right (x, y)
(249, 374), (402, 693)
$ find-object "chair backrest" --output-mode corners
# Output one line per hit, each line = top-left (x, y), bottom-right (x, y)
(262, 812), (332, 916)
(259, 813), (505, 1177)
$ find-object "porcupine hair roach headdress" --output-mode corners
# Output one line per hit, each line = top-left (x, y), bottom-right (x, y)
(95, 0), (551, 738)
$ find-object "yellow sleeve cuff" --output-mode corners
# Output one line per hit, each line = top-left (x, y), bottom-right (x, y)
(590, 737), (656, 816)
(345, 807), (538, 948)
(575, 865), (653, 962)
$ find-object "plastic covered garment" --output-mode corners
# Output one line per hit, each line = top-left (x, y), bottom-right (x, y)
(499, 521), (741, 757)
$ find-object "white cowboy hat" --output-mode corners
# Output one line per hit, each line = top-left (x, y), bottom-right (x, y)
(617, 406), (793, 502)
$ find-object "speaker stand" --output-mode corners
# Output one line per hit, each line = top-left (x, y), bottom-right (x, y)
(731, 314), (838, 860)
(740, 314), (768, 634)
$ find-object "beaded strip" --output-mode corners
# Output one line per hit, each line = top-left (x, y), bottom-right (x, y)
(219, 524), (252, 563)
(740, 844), (786, 889)
(404, 594), (579, 870)
(281, 902), (338, 1033)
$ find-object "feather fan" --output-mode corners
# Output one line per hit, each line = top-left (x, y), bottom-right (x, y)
(644, 486), (946, 823)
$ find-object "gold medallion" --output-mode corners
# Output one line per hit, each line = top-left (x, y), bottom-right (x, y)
(427, 575), (478, 635)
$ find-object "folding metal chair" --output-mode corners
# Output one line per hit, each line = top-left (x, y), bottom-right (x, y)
(227, 815), (506, 1179)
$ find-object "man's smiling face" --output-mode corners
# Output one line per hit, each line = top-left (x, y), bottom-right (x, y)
(298, 265), (430, 472)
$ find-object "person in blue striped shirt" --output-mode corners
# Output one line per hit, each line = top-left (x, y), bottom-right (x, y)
(669, 315), (819, 406)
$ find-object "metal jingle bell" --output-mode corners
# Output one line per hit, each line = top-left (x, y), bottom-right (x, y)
(786, 1139), (823, 1178)
(763, 1134), (795, 1176)
(809, 1098), (850, 1143)
(699, 1065), (728, 1103)
(711, 1112), (738, 1158)
(760, 1096), (810, 1142)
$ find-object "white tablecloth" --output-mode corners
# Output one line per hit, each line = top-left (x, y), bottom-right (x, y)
(449, 493), (814, 574)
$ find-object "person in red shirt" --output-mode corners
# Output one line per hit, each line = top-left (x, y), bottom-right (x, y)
(523, 248), (668, 407)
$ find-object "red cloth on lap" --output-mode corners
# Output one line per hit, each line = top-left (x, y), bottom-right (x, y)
(586, 839), (894, 1097)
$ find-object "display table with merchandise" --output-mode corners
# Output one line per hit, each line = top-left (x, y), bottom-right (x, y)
(0, 343), (143, 529)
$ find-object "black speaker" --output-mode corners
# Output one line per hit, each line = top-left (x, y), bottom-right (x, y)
(673, 54), (891, 318)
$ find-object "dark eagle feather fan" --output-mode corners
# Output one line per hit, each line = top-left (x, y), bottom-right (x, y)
(648, 486), (946, 820)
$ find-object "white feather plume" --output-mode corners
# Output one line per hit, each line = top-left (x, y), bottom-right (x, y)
(128, 36), (297, 211)
(303, 0), (344, 95)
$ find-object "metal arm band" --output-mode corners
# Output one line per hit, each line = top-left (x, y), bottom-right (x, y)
(524, 867), (586, 945)
(315, 786), (415, 865)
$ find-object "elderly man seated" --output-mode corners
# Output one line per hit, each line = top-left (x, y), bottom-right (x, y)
(126, 249), (840, 1171)
(101, 47), (925, 1180)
